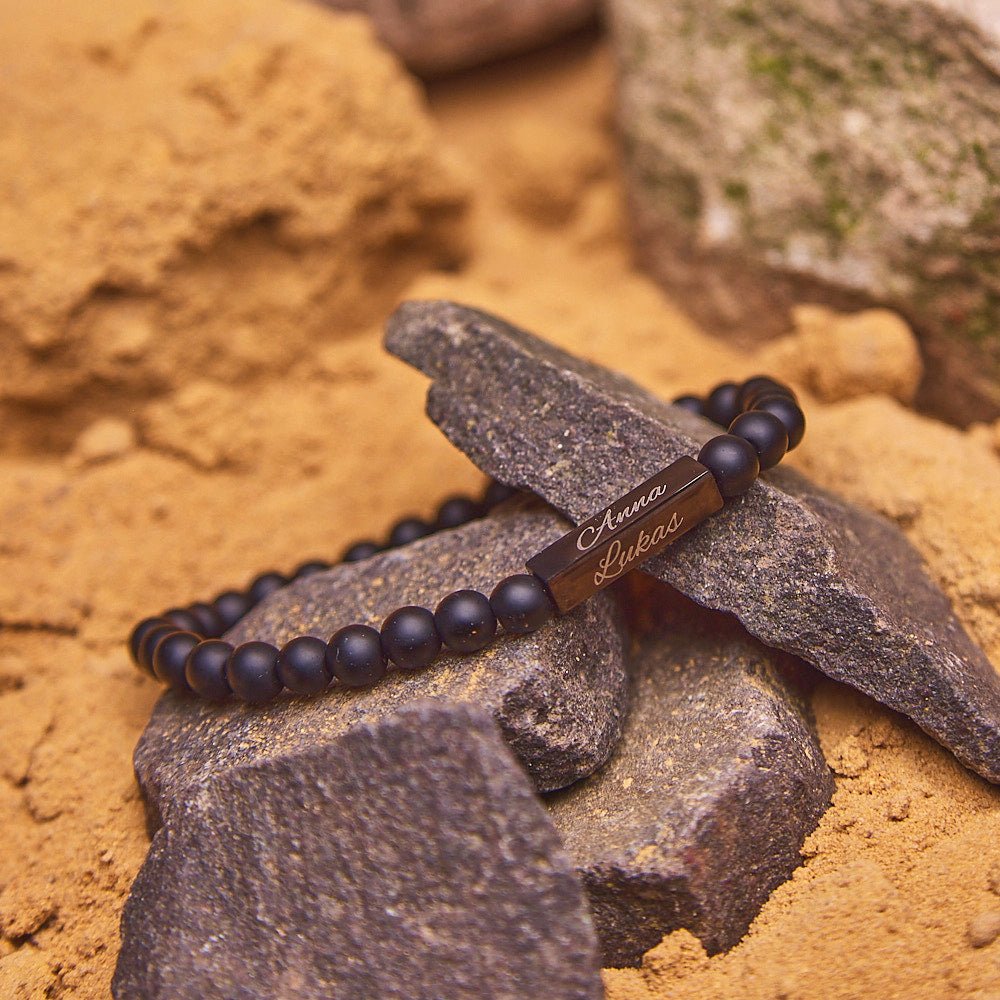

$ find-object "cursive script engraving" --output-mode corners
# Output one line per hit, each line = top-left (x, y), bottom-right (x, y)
(525, 457), (723, 613)
(592, 512), (684, 586)
(576, 482), (670, 552)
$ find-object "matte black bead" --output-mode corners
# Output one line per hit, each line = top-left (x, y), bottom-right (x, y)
(277, 635), (331, 696)
(738, 376), (794, 411)
(435, 496), (482, 530)
(248, 571), (288, 605)
(293, 560), (331, 579)
(380, 606), (441, 670)
(129, 617), (166, 666)
(137, 623), (177, 675)
(164, 607), (202, 633)
(483, 480), (517, 509)
(703, 382), (742, 427)
(490, 574), (555, 635)
(185, 640), (234, 701)
(327, 624), (387, 687)
(152, 631), (199, 692)
(342, 541), (380, 563)
(434, 590), (497, 654)
(226, 641), (283, 704)
(213, 590), (253, 631)
(729, 410), (789, 471)
(698, 433), (760, 498)
(672, 394), (704, 415)
(754, 394), (806, 450)
(387, 517), (431, 548)
(188, 602), (225, 638)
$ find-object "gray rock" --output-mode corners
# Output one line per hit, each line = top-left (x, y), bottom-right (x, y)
(607, 0), (1000, 424)
(322, 0), (597, 76)
(114, 701), (604, 1000)
(547, 582), (833, 966)
(135, 502), (628, 829)
(386, 299), (1000, 784)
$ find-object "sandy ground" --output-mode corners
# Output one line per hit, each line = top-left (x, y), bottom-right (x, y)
(0, 11), (998, 999)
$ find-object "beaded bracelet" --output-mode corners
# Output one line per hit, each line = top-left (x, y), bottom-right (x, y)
(128, 375), (803, 705)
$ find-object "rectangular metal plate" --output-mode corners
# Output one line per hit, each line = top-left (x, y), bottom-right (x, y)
(526, 456), (723, 613)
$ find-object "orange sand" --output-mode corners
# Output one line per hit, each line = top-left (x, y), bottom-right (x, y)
(0, 5), (998, 998)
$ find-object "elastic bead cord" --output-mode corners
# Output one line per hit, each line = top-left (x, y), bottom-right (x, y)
(128, 375), (805, 706)
(675, 374), (805, 496)
(128, 479), (543, 705)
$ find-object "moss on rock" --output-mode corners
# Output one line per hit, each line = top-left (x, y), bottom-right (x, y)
(610, 0), (1000, 422)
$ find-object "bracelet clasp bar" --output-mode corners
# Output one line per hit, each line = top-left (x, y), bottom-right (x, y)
(526, 456), (723, 613)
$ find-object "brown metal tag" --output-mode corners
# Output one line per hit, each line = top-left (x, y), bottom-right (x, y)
(526, 456), (723, 613)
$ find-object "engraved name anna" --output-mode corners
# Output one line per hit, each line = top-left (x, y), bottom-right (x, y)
(575, 481), (671, 552)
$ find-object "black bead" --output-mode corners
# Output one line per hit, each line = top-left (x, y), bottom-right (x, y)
(129, 617), (166, 666)
(226, 641), (283, 704)
(738, 376), (794, 411)
(327, 624), (387, 687)
(188, 602), (225, 638)
(380, 606), (441, 670)
(672, 394), (704, 415)
(342, 541), (380, 563)
(434, 590), (497, 654)
(698, 433), (760, 498)
(293, 560), (331, 579)
(483, 480), (517, 509)
(435, 496), (482, 530)
(213, 590), (252, 631)
(164, 607), (201, 633)
(490, 574), (555, 635)
(278, 635), (331, 696)
(728, 410), (789, 471)
(703, 382), (742, 427)
(152, 631), (199, 692)
(185, 640), (234, 701)
(137, 623), (177, 675)
(754, 394), (806, 450)
(387, 517), (431, 548)
(248, 571), (288, 605)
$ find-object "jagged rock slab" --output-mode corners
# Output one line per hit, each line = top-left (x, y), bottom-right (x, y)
(386, 299), (1000, 784)
(322, 0), (597, 76)
(547, 583), (833, 965)
(114, 702), (604, 1000)
(135, 502), (628, 829)
(607, 0), (1000, 424)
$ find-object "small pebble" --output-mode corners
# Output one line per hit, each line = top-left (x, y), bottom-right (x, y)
(886, 794), (910, 821)
(71, 417), (136, 467)
(762, 305), (922, 404)
(967, 910), (1000, 948)
(830, 735), (869, 777)
(987, 862), (1000, 896)
(0, 893), (56, 939)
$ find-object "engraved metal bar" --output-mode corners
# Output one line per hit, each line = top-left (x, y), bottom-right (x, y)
(526, 456), (724, 614)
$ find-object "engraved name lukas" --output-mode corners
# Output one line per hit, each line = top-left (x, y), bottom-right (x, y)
(591, 512), (684, 586)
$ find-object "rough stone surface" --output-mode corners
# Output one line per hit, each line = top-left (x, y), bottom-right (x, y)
(135, 502), (628, 828)
(608, 0), (1000, 424)
(322, 0), (597, 75)
(114, 701), (604, 1000)
(386, 299), (1000, 784)
(547, 582), (833, 966)
(0, 0), (467, 452)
